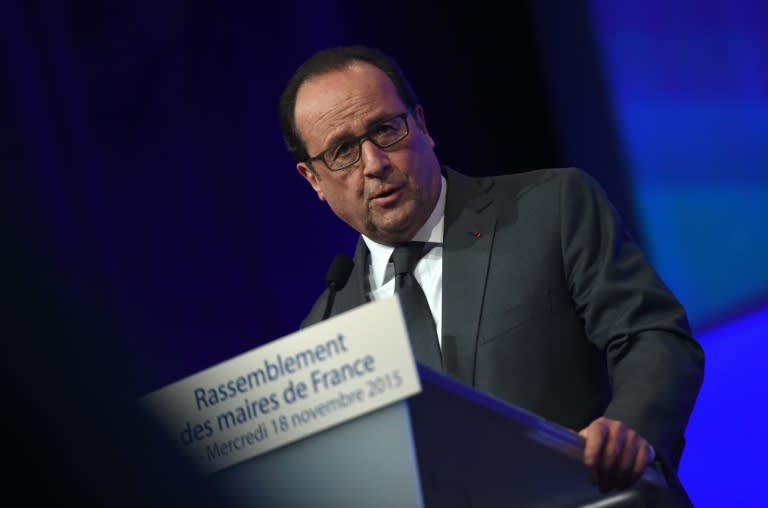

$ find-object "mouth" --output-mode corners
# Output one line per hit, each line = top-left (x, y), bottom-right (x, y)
(369, 184), (404, 207)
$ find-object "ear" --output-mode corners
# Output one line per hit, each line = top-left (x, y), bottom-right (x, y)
(413, 104), (435, 149)
(296, 162), (326, 201)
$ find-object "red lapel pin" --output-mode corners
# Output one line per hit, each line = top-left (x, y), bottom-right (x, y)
(469, 230), (481, 238)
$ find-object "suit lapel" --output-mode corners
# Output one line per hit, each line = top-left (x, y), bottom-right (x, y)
(331, 170), (495, 387)
(330, 238), (370, 316)
(441, 168), (495, 385)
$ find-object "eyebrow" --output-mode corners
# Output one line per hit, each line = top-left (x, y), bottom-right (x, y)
(324, 111), (398, 149)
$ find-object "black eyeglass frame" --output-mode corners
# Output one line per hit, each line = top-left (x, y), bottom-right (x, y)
(305, 108), (414, 172)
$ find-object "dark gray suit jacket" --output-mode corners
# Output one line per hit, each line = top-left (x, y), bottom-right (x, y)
(302, 166), (704, 499)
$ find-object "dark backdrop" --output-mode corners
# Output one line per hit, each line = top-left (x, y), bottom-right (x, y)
(2, 1), (633, 504)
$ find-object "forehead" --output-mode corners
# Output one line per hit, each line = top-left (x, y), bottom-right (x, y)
(294, 62), (405, 149)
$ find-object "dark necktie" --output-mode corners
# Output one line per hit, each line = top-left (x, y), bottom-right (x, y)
(391, 242), (442, 371)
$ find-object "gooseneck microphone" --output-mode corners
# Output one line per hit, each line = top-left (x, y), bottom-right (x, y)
(321, 254), (354, 321)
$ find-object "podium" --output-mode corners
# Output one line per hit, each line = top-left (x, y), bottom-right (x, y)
(207, 364), (667, 508)
(140, 298), (672, 507)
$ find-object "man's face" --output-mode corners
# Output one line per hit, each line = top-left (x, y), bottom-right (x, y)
(294, 62), (442, 246)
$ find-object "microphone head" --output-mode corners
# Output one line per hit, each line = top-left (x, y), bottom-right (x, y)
(326, 254), (354, 291)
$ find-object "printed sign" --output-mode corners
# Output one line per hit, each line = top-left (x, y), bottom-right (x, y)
(139, 296), (421, 474)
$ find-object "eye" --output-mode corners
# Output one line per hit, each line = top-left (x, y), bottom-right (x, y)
(329, 139), (356, 161)
(373, 120), (398, 137)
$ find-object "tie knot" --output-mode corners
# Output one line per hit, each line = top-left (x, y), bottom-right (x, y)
(391, 242), (427, 276)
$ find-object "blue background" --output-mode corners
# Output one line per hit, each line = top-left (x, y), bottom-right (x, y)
(587, 2), (767, 505)
(2, 1), (765, 505)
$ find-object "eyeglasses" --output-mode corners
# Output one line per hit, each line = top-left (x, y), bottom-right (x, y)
(306, 109), (412, 171)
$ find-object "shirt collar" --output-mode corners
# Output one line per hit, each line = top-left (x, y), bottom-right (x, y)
(363, 174), (446, 286)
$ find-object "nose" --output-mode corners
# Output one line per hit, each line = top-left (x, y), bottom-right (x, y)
(360, 138), (390, 177)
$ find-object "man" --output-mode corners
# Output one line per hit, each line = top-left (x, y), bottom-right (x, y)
(278, 45), (704, 504)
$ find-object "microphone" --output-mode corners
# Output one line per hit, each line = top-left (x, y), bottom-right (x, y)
(321, 254), (354, 321)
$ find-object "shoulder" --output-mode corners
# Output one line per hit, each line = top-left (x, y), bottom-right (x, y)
(445, 167), (609, 213)
(445, 166), (597, 194)
(495, 166), (598, 190)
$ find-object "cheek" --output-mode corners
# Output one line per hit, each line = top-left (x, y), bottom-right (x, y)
(323, 176), (364, 210)
(405, 136), (436, 170)
(406, 153), (435, 188)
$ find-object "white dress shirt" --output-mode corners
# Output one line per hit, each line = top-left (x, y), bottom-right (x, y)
(362, 175), (446, 347)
